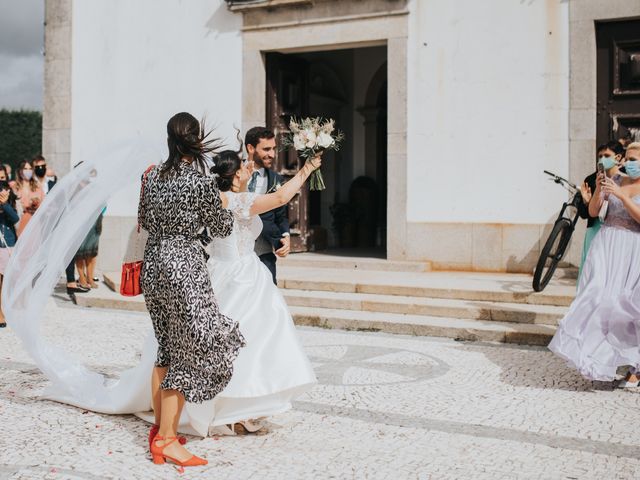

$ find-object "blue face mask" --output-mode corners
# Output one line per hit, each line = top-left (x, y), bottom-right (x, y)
(625, 160), (640, 179)
(598, 156), (616, 171)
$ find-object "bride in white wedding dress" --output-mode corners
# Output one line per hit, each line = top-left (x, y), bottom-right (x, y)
(12, 144), (321, 438)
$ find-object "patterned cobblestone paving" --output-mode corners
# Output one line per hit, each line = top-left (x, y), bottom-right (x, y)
(1, 297), (640, 479)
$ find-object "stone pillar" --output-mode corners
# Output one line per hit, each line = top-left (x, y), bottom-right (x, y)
(43, 0), (72, 177)
(386, 36), (408, 260)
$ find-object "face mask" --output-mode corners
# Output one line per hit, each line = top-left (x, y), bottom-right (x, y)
(625, 160), (640, 179)
(22, 170), (33, 181)
(598, 156), (616, 171)
(34, 166), (47, 177)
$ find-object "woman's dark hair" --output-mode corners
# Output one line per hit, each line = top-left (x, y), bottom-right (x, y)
(597, 141), (625, 157)
(211, 150), (242, 192)
(160, 112), (221, 178)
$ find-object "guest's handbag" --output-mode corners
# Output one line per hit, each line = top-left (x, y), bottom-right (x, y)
(120, 165), (154, 297)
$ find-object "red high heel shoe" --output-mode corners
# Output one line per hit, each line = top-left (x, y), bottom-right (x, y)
(148, 424), (186, 451)
(151, 435), (208, 467)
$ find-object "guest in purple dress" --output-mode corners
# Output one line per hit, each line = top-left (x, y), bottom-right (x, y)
(549, 143), (640, 386)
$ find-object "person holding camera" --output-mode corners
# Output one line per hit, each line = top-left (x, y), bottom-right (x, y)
(576, 141), (626, 278)
(0, 180), (19, 328)
(549, 142), (640, 386)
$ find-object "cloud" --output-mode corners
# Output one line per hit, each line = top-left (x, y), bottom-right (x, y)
(0, 0), (44, 56)
(0, 0), (44, 110)
(0, 53), (43, 110)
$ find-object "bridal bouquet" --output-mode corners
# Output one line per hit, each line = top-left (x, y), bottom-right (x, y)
(282, 117), (344, 191)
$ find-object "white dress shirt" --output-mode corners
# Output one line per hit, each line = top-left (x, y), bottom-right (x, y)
(254, 167), (268, 195)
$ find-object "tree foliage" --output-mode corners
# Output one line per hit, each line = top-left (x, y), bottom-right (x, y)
(0, 109), (42, 169)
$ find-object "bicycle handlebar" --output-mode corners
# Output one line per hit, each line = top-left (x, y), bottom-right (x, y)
(543, 170), (577, 190)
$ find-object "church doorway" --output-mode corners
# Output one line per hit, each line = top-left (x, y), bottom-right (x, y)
(266, 45), (388, 257)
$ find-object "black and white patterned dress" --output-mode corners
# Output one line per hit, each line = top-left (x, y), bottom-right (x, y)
(138, 162), (245, 403)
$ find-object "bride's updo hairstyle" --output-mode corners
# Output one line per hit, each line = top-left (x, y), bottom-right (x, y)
(160, 112), (221, 178)
(211, 150), (242, 192)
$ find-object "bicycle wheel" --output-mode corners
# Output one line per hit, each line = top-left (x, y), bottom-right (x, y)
(532, 218), (574, 292)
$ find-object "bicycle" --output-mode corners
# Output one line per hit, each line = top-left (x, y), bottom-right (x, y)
(532, 170), (582, 292)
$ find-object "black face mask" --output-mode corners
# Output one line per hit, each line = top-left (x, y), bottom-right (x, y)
(34, 166), (47, 177)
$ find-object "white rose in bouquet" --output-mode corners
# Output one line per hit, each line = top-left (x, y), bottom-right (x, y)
(305, 130), (317, 148)
(318, 132), (334, 149)
(293, 134), (306, 151)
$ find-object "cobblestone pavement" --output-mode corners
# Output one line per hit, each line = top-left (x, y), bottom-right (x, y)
(1, 296), (640, 480)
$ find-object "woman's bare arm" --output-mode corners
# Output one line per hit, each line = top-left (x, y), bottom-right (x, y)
(249, 156), (321, 217)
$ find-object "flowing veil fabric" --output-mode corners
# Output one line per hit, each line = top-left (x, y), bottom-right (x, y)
(2, 140), (161, 412)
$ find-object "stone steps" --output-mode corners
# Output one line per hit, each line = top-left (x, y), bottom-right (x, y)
(282, 289), (566, 326)
(289, 306), (556, 346)
(86, 268), (571, 346)
(75, 286), (557, 346)
(278, 267), (575, 307)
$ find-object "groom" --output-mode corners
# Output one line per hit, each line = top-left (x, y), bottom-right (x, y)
(245, 126), (290, 284)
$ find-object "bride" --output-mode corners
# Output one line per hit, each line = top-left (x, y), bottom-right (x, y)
(30, 145), (321, 439)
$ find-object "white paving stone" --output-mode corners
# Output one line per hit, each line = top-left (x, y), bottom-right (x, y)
(0, 295), (639, 479)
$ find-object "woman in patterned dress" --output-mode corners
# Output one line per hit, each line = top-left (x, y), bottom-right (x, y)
(139, 112), (245, 468)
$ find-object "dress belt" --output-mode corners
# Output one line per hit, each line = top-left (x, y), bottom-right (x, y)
(148, 234), (197, 241)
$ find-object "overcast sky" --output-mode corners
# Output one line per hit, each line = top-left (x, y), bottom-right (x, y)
(0, 0), (44, 111)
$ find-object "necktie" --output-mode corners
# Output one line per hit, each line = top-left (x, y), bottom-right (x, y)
(248, 171), (259, 192)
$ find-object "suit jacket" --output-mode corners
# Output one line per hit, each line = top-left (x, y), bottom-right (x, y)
(254, 168), (290, 256)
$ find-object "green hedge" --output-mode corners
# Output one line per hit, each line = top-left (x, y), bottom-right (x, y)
(0, 109), (42, 169)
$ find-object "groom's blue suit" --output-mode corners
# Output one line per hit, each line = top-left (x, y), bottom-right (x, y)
(250, 167), (289, 284)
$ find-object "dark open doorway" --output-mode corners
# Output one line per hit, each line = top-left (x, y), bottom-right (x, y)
(266, 45), (388, 257)
(596, 19), (640, 145)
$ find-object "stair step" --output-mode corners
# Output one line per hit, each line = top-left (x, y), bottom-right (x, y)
(74, 286), (146, 311)
(279, 270), (574, 307)
(279, 253), (432, 272)
(103, 269), (575, 308)
(283, 290), (567, 325)
(289, 306), (556, 346)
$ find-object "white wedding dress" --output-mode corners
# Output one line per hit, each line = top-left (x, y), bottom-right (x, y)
(41, 191), (316, 437)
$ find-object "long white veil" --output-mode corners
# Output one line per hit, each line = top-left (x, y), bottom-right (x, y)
(2, 140), (161, 412)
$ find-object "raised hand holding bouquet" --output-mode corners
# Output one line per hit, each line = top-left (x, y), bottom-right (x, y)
(283, 117), (344, 190)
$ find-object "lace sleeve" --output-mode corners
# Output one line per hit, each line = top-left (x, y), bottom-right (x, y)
(227, 192), (259, 221)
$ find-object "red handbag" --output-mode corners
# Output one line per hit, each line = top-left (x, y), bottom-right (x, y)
(120, 165), (155, 297)
(120, 259), (143, 297)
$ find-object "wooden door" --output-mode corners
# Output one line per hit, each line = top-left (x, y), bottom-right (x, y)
(266, 52), (310, 252)
(596, 19), (640, 145)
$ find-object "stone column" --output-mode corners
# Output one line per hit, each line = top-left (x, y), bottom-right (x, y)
(43, 0), (72, 177)
(386, 36), (408, 259)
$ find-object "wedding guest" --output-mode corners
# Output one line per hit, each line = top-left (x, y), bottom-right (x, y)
(549, 142), (640, 386)
(0, 166), (9, 183)
(32, 155), (57, 194)
(0, 180), (18, 328)
(14, 160), (45, 236)
(245, 126), (290, 284)
(74, 207), (105, 289)
(141, 112), (243, 468)
(575, 141), (625, 278)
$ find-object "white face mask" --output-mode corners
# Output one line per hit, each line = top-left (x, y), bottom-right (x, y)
(22, 170), (33, 181)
